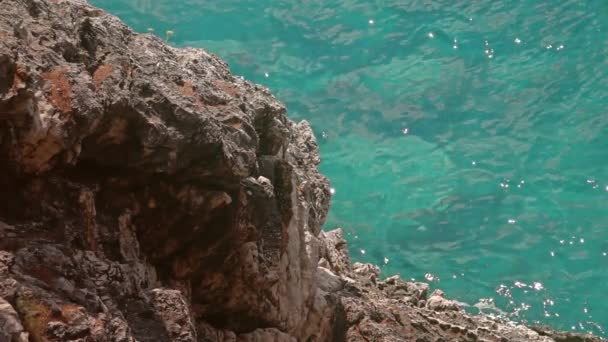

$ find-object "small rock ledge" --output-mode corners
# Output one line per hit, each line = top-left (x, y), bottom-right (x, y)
(0, 0), (603, 341)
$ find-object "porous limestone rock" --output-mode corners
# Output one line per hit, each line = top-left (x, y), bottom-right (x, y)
(0, 297), (28, 342)
(0, 0), (329, 340)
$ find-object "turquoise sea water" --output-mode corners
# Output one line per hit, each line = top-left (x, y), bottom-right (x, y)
(92, 0), (608, 335)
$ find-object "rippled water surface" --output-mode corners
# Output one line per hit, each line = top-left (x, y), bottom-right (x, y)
(92, 0), (608, 335)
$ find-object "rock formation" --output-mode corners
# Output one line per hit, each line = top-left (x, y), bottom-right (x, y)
(0, 0), (603, 341)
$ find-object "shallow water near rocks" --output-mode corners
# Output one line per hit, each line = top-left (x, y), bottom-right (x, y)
(92, 0), (608, 335)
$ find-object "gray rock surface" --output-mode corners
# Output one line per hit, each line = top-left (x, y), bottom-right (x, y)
(0, 0), (603, 341)
(0, 297), (28, 342)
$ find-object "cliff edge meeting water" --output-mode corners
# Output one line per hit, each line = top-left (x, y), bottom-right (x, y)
(92, 0), (608, 336)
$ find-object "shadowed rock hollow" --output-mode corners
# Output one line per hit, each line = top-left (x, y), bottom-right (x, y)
(0, 0), (604, 341)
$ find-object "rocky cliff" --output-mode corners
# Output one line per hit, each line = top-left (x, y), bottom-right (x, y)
(0, 0), (603, 341)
